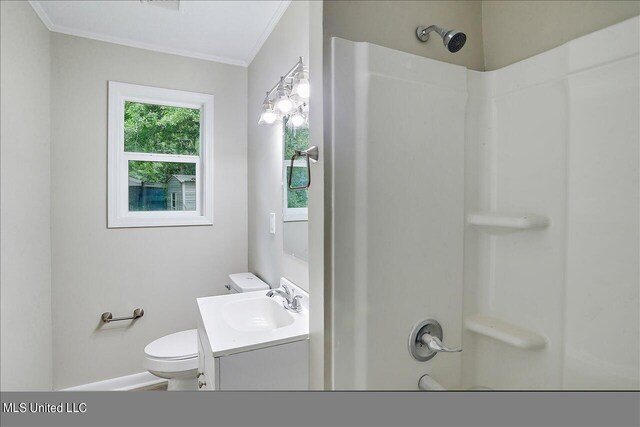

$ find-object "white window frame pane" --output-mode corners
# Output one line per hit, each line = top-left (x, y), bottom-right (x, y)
(108, 81), (214, 228)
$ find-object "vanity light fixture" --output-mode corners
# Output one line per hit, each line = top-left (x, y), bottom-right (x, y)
(258, 57), (309, 126)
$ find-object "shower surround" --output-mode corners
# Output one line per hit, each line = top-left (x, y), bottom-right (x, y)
(330, 17), (639, 390)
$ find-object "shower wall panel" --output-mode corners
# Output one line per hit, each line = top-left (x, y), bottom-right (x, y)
(331, 38), (466, 389)
(331, 16), (639, 390)
(563, 52), (639, 390)
(463, 17), (639, 390)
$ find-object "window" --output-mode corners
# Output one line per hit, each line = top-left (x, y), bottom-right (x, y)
(108, 82), (213, 227)
(283, 119), (309, 222)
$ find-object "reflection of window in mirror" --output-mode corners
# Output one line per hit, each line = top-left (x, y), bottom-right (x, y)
(283, 118), (309, 222)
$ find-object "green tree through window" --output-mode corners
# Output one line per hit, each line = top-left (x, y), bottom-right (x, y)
(284, 122), (309, 210)
(125, 101), (200, 184)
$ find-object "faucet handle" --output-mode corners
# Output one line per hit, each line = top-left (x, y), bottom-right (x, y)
(281, 284), (292, 297)
(291, 295), (302, 309)
(419, 333), (462, 353)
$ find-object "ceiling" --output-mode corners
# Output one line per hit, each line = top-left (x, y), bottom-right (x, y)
(29, 0), (291, 67)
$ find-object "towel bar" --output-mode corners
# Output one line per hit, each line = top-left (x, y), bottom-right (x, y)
(101, 308), (144, 323)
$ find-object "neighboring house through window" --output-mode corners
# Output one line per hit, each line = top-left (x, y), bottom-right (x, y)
(108, 81), (214, 227)
(170, 192), (177, 211)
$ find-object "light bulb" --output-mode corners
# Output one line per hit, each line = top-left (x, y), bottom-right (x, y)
(258, 92), (280, 125)
(290, 111), (305, 128)
(293, 67), (310, 99)
(276, 95), (293, 114)
(261, 110), (277, 124)
(295, 80), (310, 99)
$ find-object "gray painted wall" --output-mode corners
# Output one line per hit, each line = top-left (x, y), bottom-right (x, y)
(0, 1), (53, 391)
(323, 0), (485, 71)
(248, 1), (310, 291)
(323, 1), (639, 72)
(50, 34), (248, 389)
(482, 1), (640, 70)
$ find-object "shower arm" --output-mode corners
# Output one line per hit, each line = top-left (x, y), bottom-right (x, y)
(416, 25), (446, 42)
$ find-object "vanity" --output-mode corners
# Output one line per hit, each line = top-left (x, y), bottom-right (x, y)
(196, 278), (309, 390)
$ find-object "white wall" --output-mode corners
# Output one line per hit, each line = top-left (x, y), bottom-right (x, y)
(0, 1), (53, 391)
(247, 1), (309, 291)
(50, 34), (248, 389)
(307, 0), (326, 391)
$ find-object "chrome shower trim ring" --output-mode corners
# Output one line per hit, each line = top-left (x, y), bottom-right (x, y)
(408, 318), (443, 361)
(416, 26), (431, 42)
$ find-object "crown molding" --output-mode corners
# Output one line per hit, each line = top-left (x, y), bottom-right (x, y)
(28, 0), (303, 67)
(28, 0), (54, 30)
(245, 0), (292, 66)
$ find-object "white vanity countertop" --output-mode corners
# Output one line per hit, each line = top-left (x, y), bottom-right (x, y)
(196, 287), (309, 358)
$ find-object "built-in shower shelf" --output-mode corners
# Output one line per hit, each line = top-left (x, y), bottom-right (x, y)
(465, 315), (547, 350)
(466, 212), (550, 232)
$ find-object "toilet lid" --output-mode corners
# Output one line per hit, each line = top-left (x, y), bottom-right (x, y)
(144, 329), (198, 360)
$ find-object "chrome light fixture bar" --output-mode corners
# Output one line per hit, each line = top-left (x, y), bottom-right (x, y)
(259, 57), (309, 127)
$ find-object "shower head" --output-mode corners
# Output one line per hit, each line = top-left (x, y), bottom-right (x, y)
(416, 25), (467, 53)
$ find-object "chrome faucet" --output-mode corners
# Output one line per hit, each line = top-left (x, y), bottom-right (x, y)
(418, 333), (462, 353)
(266, 284), (302, 313)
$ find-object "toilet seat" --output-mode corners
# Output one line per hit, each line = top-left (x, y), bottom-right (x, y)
(145, 329), (198, 360)
(143, 329), (198, 375)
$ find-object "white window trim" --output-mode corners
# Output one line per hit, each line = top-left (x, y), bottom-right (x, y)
(108, 81), (214, 228)
(283, 158), (308, 222)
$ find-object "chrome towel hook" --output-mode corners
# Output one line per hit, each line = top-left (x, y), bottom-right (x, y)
(288, 146), (318, 190)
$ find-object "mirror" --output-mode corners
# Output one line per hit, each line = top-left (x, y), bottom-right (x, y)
(282, 118), (309, 261)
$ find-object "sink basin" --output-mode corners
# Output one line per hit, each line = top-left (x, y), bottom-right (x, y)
(222, 297), (295, 332)
(197, 280), (308, 357)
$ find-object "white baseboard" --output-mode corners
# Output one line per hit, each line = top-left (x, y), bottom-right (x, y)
(60, 372), (166, 391)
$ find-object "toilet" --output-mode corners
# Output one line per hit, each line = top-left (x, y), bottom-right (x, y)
(143, 273), (270, 391)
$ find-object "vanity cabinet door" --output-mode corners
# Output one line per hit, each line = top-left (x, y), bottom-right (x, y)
(204, 351), (218, 390)
(197, 334), (205, 378)
(196, 334), (207, 390)
(218, 339), (309, 390)
(197, 329), (217, 390)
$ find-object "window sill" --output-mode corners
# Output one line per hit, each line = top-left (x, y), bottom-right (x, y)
(108, 215), (213, 228)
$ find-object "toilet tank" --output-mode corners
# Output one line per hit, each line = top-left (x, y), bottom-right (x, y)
(226, 273), (270, 294)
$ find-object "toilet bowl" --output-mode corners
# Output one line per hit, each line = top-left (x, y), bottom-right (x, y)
(143, 272), (270, 391)
(143, 329), (199, 391)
